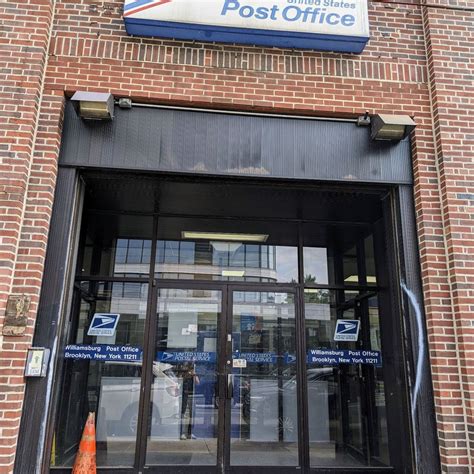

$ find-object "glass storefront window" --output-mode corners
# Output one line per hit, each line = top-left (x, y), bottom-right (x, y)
(303, 247), (330, 285)
(303, 229), (378, 287)
(52, 281), (148, 468)
(365, 235), (377, 285)
(342, 245), (359, 285)
(52, 173), (404, 473)
(78, 213), (153, 278)
(156, 239), (298, 283)
(342, 235), (378, 286)
(304, 290), (389, 468)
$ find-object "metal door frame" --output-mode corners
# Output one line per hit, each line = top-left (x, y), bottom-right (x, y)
(140, 281), (302, 474)
(223, 285), (302, 474)
(34, 171), (435, 474)
(138, 280), (397, 474)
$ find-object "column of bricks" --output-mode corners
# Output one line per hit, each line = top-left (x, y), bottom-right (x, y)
(423, 0), (474, 471)
(0, 1), (54, 473)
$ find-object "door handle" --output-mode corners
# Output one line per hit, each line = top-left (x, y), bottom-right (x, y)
(227, 374), (234, 400)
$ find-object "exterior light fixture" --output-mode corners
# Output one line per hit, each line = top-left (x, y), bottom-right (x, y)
(356, 110), (371, 127)
(182, 231), (268, 242)
(370, 114), (416, 141)
(70, 91), (114, 120)
(118, 97), (132, 109)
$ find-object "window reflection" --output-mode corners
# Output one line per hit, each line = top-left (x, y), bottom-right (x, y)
(156, 240), (298, 283)
(116, 238), (152, 265)
(342, 236), (377, 286)
(146, 289), (221, 466)
(304, 290), (389, 467)
(78, 213), (153, 278)
(303, 232), (377, 287)
(364, 235), (377, 285)
(231, 292), (298, 467)
(303, 248), (330, 285)
(52, 282), (148, 468)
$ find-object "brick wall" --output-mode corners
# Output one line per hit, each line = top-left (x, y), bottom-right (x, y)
(0, 1), (55, 472)
(423, 1), (474, 470)
(0, 0), (472, 472)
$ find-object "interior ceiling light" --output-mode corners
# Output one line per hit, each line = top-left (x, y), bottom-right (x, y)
(222, 270), (246, 277)
(344, 275), (377, 284)
(71, 91), (114, 120)
(370, 114), (416, 141)
(182, 231), (268, 242)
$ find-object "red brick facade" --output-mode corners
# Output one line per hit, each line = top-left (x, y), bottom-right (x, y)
(0, 1), (56, 470)
(0, 0), (473, 472)
(423, 2), (474, 468)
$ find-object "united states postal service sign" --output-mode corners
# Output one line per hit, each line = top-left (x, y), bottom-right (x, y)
(123, 0), (370, 53)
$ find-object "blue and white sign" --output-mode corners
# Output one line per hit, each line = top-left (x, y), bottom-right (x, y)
(157, 351), (217, 363)
(233, 351), (277, 363)
(87, 313), (120, 337)
(308, 348), (381, 365)
(64, 344), (142, 362)
(123, 0), (370, 54)
(241, 314), (257, 331)
(334, 319), (360, 341)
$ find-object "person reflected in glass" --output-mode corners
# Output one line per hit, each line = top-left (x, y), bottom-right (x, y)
(179, 361), (200, 440)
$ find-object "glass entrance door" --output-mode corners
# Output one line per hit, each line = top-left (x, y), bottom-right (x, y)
(226, 290), (300, 469)
(142, 285), (300, 473)
(145, 287), (224, 470)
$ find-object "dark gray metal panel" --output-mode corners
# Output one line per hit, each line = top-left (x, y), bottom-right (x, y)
(59, 103), (413, 184)
(395, 185), (441, 474)
(15, 168), (83, 474)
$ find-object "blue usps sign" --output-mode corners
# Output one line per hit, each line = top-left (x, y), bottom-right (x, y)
(241, 314), (257, 331)
(308, 349), (381, 366)
(157, 351), (217, 363)
(233, 352), (277, 363)
(64, 344), (142, 362)
(334, 319), (360, 341)
(87, 313), (120, 337)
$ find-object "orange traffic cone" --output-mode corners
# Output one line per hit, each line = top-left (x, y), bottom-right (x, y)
(72, 412), (97, 474)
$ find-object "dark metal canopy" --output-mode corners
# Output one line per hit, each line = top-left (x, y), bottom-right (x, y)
(59, 103), (412, 185)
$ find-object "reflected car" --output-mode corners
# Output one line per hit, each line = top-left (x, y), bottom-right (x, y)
(234, 367), (335, 443)
(96, 361), (181, 440)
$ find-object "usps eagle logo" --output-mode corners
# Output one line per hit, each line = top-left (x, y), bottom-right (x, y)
(87, 313), (121, 336)
(333, 319), (360, 341)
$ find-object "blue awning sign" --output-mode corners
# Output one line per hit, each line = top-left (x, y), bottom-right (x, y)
(123, 0), (370, 54)
(87, 313), (120, 337)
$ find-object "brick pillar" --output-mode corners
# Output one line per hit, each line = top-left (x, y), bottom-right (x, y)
(423, 0), (474, 471)
(0, 2), (55, 472)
